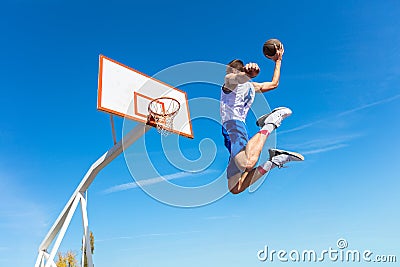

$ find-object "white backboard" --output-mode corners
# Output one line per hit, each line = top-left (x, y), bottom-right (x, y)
(98, 55), (193, 139)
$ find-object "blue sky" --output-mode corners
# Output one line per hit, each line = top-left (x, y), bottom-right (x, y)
(1, 0), (400, 266)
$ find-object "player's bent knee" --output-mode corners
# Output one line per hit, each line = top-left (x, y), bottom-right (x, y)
(229, 187), (241, 195)
(227, 176), (241, 194)
(228, 183), (242, 194)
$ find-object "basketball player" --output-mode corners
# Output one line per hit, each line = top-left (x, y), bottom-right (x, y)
(221, 44), (304, 194)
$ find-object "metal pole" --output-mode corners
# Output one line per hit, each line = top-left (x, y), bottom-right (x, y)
(35, 123), (150, 267)
(110, 115), (117, 145)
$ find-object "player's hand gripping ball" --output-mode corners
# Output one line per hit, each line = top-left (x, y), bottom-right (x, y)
(263, 38), (282, 58)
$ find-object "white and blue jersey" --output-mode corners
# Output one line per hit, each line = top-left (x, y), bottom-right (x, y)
(220, 82), (255, 124)
(220, 81), (256, 177)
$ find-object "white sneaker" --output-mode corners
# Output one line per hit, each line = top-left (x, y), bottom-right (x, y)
(256, 107), (292, 128)
(269, 148), (304, 168)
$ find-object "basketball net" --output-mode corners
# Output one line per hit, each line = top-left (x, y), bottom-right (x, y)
(148, 97), (180, 136)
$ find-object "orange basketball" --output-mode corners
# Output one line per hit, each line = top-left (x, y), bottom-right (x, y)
(263, 39), (282, 58)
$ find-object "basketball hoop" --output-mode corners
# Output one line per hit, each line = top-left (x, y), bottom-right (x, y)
(147, 97), (180, 136)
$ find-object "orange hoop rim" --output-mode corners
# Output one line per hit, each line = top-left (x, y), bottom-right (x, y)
(148, 97), (180, 117)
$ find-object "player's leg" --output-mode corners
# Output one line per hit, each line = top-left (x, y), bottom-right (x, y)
(235, 124), (274, 170)
(222, 119), (250, 178)
(229, 148), (304, 194)
(234, 107), (292, 170)
(228, 165), (268, 194)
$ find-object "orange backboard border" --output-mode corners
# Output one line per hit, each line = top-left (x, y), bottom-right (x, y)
(97, 55), (194, 139)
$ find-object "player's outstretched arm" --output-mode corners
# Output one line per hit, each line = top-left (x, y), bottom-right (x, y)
(253, 44), (284, 93)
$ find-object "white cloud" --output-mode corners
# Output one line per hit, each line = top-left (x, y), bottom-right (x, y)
(336, 94), (400, 117)
(301, 144), (348, 155)
(282, 134), (358, 156)
(286, 134), (361, 150)
(281, 94), (400, 135)
(102, 169), (219, 194)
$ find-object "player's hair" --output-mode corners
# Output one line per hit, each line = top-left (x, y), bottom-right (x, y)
(226, 59), (244, 73)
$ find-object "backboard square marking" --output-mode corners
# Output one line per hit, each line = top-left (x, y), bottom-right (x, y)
(133, 92), (165, 118)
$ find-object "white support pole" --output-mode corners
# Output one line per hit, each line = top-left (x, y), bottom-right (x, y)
(79, 192), (93, 267)
(35, 123), (150, 267)
(34, 251), (44, 267)
(42, 247), (60, 267)
(45, 195), (81, 267)
(80, 193), (86, 267)
(81, 235), (86, 267)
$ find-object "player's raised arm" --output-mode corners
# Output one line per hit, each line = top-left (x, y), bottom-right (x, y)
(252, 43), (284, 93)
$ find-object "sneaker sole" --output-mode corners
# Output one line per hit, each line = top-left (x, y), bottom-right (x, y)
(269, 148), (305, 161)
(256, 107), (290, 127)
